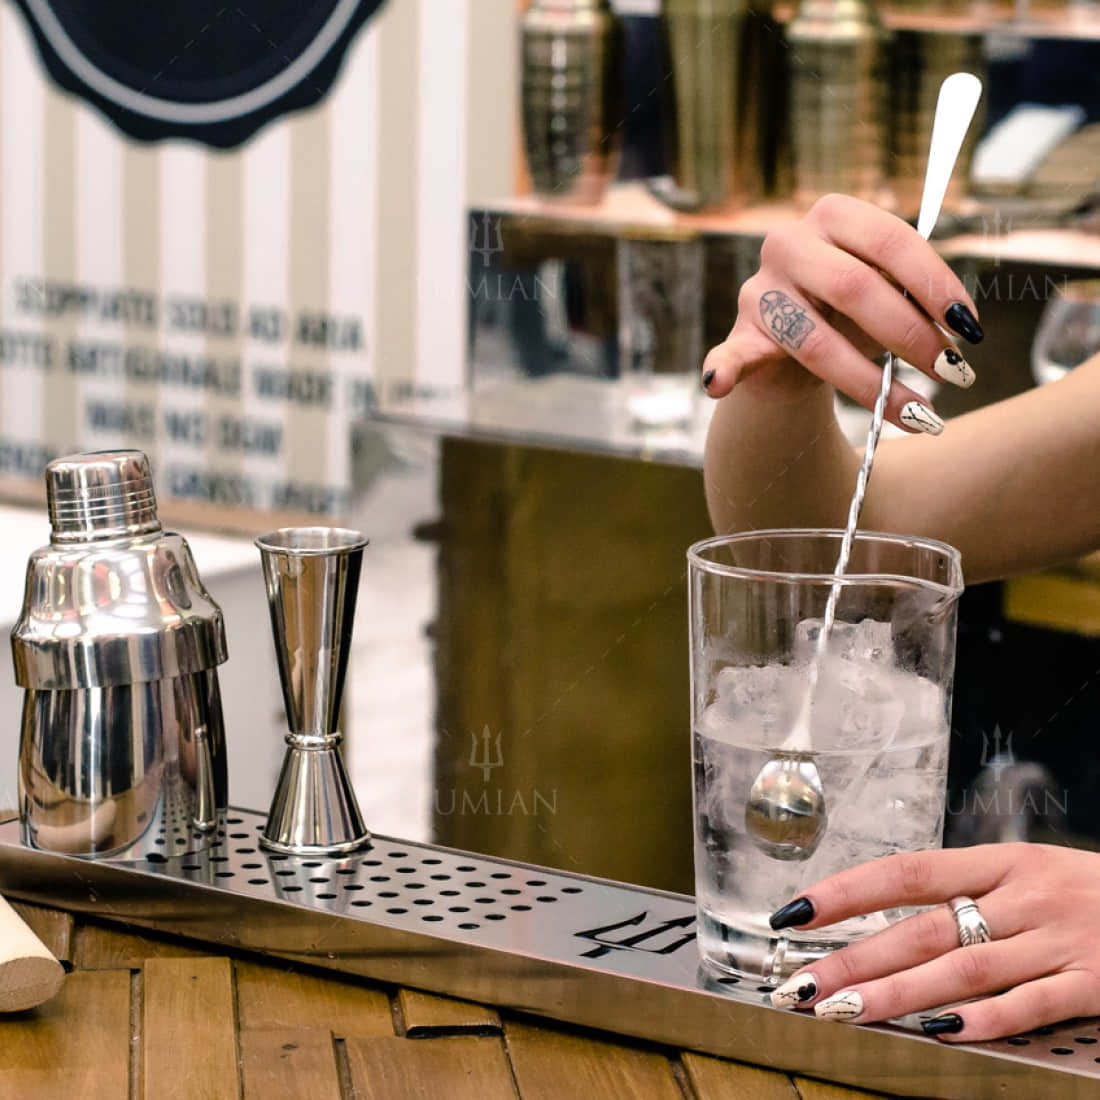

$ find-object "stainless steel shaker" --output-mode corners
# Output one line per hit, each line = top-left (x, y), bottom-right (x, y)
(12, 451), (228, 857)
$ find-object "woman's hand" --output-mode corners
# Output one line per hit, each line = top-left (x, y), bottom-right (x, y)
(702, 193), (984, 436)
(767, 843), (1100, 1040)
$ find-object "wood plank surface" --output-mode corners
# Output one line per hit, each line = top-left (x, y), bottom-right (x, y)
(0, 969), (129, 1097)
(505, 1019), (682, 1100)
(240, 1028), (343, 1100)
(682, 1051), (800, 1099)
(795, 1076), (888, 1099)
(142, 957), (240, 1100)
(346, 1035), (517, 1100)
(399, 988), (502, 1035)
(235, 958), (393, 1037)
(78, 920), (210, 969)
(10, 901), (74, 969)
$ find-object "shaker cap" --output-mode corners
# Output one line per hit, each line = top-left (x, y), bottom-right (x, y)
(47, 450), (161, 543)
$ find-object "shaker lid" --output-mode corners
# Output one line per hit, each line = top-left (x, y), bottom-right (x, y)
(47, 450), (161, 543)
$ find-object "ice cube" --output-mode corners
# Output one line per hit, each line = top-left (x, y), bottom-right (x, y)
(795, 617), (895, 666)
(810, 655), (903, 751)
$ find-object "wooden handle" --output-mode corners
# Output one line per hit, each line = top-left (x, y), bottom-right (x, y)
(0, 895), (65, 1012)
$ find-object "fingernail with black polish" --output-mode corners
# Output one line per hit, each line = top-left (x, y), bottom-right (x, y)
(702, 369), (716, 389)
(945, 303), (984, 345)
(769, 897), (815, 930)
(921, 1013), (965, 1036)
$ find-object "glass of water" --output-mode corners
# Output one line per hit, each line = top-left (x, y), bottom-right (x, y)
(687, 530), (963, 983)
(1032, 279), (1100, 387)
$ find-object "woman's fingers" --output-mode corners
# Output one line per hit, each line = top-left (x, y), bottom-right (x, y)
(770, 888), (1031, 1012)
(707, 278), (944, 434)
(769, 846), (1024, 932)
(925, 970), (1100, 1043)
(804, 193), (983, 343)
(760, 227), (976, 390)
(808, 930), (1050, 1025)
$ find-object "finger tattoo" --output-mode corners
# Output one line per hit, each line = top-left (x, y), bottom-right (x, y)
(760, 290), (816, 349)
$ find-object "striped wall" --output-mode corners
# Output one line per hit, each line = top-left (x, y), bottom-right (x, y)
(0, 0), (517, 520)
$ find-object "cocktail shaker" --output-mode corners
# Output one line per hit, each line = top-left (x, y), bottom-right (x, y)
(12, 451), (228, 857)
(787, 0), (887, 207)
(521, 0), (622, 204)
(655, 0), (785, 211)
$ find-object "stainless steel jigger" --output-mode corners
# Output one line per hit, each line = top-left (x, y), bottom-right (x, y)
(256, 527), (370, 855)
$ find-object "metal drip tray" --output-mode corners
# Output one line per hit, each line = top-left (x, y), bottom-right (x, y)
(1, 810), (1098, 1098)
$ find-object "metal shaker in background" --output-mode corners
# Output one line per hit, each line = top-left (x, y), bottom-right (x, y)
(256, 527), (370, 856)
(12, 451), (228, 857)
(521, 0), (622, 204)
(787, 0), (888, 208)
(654, 0), (786, 212)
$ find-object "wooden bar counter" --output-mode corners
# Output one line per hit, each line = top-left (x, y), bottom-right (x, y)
(1, 899), (881, 1099)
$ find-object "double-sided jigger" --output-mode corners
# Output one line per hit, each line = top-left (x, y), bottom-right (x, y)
(256, 527), (371, 855)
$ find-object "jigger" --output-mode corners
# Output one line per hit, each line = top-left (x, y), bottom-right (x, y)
(256, 527), (370, 855)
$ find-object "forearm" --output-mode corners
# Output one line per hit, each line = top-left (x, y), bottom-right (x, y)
(704, 378), (861, 535)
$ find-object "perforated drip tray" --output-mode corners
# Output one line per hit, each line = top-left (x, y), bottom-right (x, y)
(1, 810), (1098, 1099)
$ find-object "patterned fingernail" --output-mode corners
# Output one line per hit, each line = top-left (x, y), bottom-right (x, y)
(921, 1013), (965, 1036)
(769, 897), (815, 931)
(900, 401), (945, 436)
(933, 347), (975, 389)
(815, 990), (864, 1023)
(945, 303), (984, 345)
(702, 369), (716, 389)
(770, 972), (818, 1009)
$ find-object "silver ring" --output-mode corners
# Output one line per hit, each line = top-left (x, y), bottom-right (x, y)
(949, 896), (991, 947)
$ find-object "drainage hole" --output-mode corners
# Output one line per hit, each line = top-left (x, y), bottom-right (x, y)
(247, 878), (269, 886)
(1006, 1038), (1030, 1046)
(268, 854), (289, 862)
(215, 871), (234, 879)
(403, 883), (425, 890)
(275, 870), (296, 877)
(440, 889), (460, 897)
(466, 881), (486, 888)
(413, 899), (434, 906)
(448, 906), (470, 913)
(227, 817), (243, 825)
(154, 839), (166, 846)
(510, 905), (531, 912)
(756, 985), (775, 994)
(536, 896), (557, 903)
(236, 848), (257, 855)
(475, 898), (495, 905)
(526, 879), (546, 886)
(145, 853), (167, 863)
(387, 851), (409, 859)
(430, 874), (451, 881)
(308, 877), (329, 884)
(211, 856), (229, 863)
(458, 923), (479, 930)
(282, 886), (303, 893)
(422, 915), (443, 922)
(229, 832), (249, 839)
(335, 868), (356, 875)
(351, 900), (373, 907)
(379, 891), (399, 899)
(395, 867), (416, 874)
(386, 907), (408, 915)
(363, 859), (382, 866)
(369, 875), (390, 882)
(421, 858), (442, 865)
(241, 863), (263, 870)
(317, 893), (337, 899)
(485, 914), (505, 921)
(1051, 1048), (1075, 1056)
(716, 977), (740, 985)
(303, 861), (323, 868)
(343, 884), (365, 891)
(562, 887), (583, 894)
(500, 888), (520, 896)
(490, 872), (511, 880)
(456, 865), (476, 872)
(181, 863), (201, 871)
(1075, 1037), (1097, 1045)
